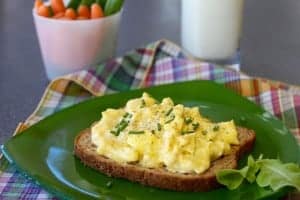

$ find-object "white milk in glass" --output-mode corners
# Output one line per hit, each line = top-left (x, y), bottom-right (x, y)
(181, 0), (244, 62)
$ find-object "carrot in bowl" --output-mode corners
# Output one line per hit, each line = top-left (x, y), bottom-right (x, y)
(91, 3), (104, 19)
(65, 8), (77, 20)
(34, 0), (43, 10)
(77, 5), (90, 18)
(37, 5), (51, 17)
(53, 12), (65, 19)
(77, 16), (89, 20)
(51, 0), (66, 14)
(58, 17), (73, 20)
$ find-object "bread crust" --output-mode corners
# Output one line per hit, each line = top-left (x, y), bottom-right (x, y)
(74, 127), (255, 192)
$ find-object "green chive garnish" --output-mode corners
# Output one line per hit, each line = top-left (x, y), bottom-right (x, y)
(117, 121), (128, 132)
(202, 130), (208, 135)
(110, 130), (118, 136)
(140, 99), (146, 108)
(128, 131), (145, 134)
(181, 130), (195, 135)
(213, 125), (220, 132)
(165, 115), (175, 124)
(151, 130), (155, 134)
(111, 113), (132, 136)
(165, 108), (173, 116)
(157, 123), (162, 131)
(184, 117), (193, 124)
(123, 112), (130, 118)
(192, 122), (199, 130)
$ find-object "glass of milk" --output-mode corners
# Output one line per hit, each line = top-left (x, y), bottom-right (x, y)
(181, 0), (244, 70)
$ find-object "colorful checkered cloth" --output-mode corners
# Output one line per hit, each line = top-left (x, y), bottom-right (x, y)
(1, 40), (299, 199)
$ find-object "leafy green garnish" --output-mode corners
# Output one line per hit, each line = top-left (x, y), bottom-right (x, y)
(104, 0), (124, 16)
(256, 159), (300, 191)
(216, 155), (300, 191)
(216, 167), (248, 190)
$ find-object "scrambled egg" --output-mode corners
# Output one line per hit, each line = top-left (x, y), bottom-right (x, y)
(91, 93), (239, 174)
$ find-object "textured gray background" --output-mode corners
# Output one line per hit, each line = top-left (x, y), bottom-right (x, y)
(1, 0), (300, 144)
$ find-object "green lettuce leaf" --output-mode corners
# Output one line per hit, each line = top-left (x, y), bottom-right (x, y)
(256, 159), (300, 191)
(245, 155), (261, 183)
(216, 155), (300, 191)
(216, 167), (248, 190)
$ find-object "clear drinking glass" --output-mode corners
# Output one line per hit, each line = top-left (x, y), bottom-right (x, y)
(33, 10), (122, 80)
(181, 0), (244, 70)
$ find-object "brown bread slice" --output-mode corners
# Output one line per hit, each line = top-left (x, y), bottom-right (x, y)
(74, 127), (255, 192)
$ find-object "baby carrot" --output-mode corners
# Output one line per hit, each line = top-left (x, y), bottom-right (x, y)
(65, 8), (77, 20)
(37, 5), (51, 17)
(53, 12), (65, 19)
(34, 0), (43, 10)
(77, 16), (89, 20)
(77, 5), (90, 18)
(91, 3), (104, 19)
(51, 0), (66, 14)
(58, 17), (73, 20)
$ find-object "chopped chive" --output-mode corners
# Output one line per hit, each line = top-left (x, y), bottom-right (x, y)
(151, 130), (155, 134)
(165, 115), (175, 124)
(123, 112), (130, 118)
(128, 131), (145, 134)
(106, 181), (113, 188)
(165, 108), (173, 116)
(117, 121), (128, 132)
(181, 130), (195, 135)
(140, 99), (146, 108)
(110, 130), (119, 136)
(157, 123), (162, 131)
(202, 130), (208, 135)
(213, 125), (220, 132)
(111, 114), (131, 136)
(184, 117), (193, 124)
(192, 122), (199, 130)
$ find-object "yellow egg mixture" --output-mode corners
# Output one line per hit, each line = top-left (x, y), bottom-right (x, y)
(91, 93), (239, 174)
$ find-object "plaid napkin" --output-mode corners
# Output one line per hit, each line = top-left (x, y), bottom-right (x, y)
(1, 40), (299, 199)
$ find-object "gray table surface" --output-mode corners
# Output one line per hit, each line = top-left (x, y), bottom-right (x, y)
(1, 0), (300, 144)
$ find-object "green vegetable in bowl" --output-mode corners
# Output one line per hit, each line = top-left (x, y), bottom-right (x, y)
(104, 0), (124, 16)
(216, 155), (300, 191)
(80, 0), (96, 6)
(67, 0), (124, 17)
(96, 0), (107, 9)
(67, 0), (81, 9)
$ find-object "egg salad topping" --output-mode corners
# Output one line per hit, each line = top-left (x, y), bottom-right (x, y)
(91, 93), (239, 174)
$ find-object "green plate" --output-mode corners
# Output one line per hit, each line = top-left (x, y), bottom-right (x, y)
(2, 81), (300, 200)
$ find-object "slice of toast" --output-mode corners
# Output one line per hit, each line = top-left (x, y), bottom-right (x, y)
(74, 127), (255, 192)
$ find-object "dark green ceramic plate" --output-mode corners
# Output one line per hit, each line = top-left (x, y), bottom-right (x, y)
(2, 81), (300, 200)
